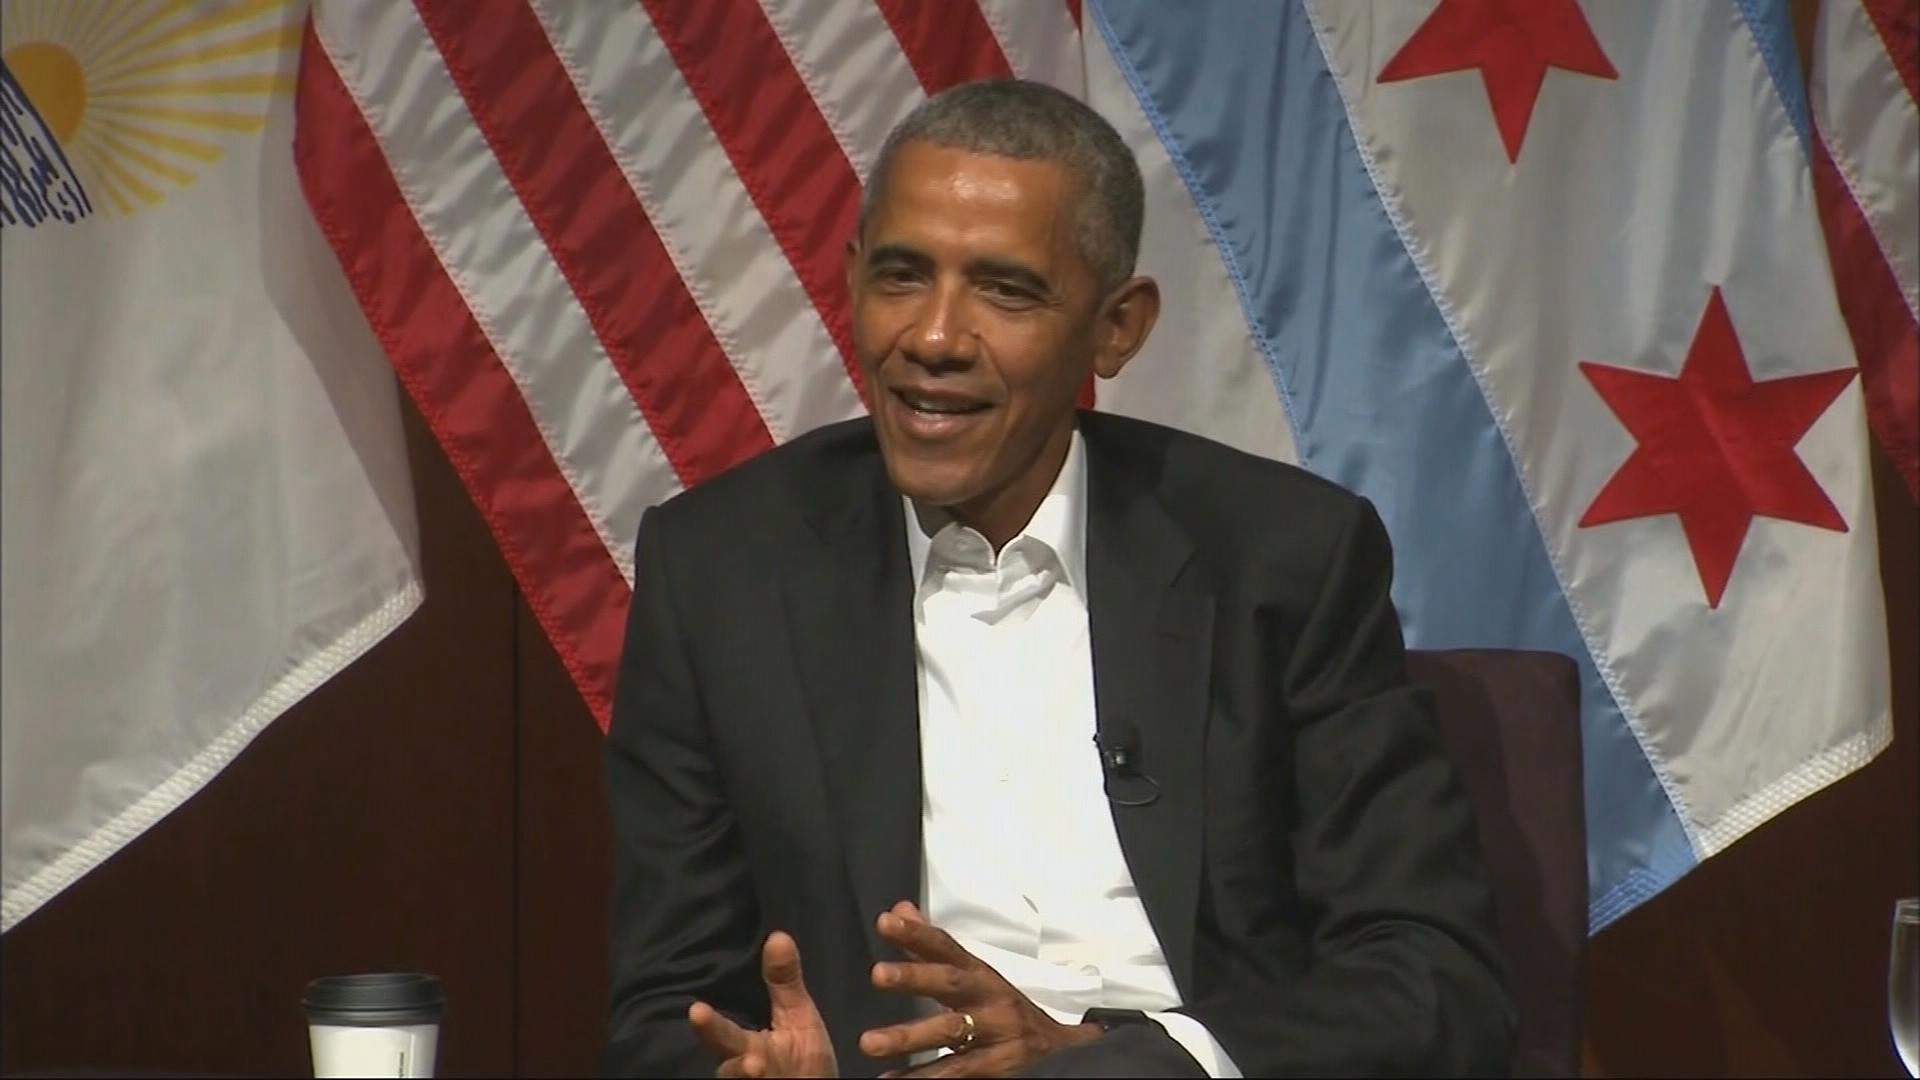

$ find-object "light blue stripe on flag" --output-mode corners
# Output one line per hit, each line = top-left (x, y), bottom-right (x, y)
(1091, 0), (1700, 930)
(1735, 0), (1814, 152)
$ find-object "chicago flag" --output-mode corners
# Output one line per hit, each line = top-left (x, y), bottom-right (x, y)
(1089, 0), (1892, 928)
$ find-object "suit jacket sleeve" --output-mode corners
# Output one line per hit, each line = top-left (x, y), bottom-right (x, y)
(1176, 498), (1516, 1076)
(602, 507), (768, 1077)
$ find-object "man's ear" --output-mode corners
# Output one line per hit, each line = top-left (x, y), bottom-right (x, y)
(845, 237), (862, 298)
(1091, 276), (1161, 380)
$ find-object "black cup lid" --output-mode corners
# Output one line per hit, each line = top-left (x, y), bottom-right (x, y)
(303, 973), (443, 1016)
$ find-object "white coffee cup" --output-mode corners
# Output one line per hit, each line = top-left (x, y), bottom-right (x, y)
(303, 973), (443, 1078)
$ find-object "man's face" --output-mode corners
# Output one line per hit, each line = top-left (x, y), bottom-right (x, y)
(848, 142), (1103, 522)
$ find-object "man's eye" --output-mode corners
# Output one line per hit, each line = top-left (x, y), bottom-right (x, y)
(981, 281), (1037, 305)
(874, 267), (920, 288)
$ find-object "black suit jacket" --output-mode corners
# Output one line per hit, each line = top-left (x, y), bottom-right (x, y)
(603, 411), (1514, 1077)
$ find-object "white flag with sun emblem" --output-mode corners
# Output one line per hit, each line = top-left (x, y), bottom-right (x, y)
(0, 0), (421, 930)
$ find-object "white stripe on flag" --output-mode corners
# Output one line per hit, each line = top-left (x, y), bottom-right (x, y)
(978, 0), (1085, 94)
(759, 0), (926, 182)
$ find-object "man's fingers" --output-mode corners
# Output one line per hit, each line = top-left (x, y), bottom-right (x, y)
(760, 931), (819, 1015)
(870, 959), (979, 1003)
(859, 1010), (977, 1059)
(761, 930), (804, 988)
(688, 1000), (752, 1060)
(877, 910), (973, 966)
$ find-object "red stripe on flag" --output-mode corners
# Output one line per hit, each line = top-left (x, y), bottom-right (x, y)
(875, 0), (1015, 92)
(638, 0), (864, 390)
(1065, 0), (1082, 30)
(414, 0), (774, 490)
(293, 18), (632, 728)
(1811, 129), (1920, 501)
(1861, 0), (1919, 106)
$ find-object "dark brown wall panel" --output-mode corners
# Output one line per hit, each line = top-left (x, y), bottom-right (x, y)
(511, 602), (611, 1078)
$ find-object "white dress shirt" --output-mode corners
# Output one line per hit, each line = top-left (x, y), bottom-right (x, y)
(905, 430), (1241, 1077)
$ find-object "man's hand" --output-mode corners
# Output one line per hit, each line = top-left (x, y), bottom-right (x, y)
(859, 902), (1103, 1077)
(688, 931), (837, 1079)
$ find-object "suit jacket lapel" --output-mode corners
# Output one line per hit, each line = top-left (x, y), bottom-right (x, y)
(1083, 420), (1213, 1000)
(780, 443), (922, 967)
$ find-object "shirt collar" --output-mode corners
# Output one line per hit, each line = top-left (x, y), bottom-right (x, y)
(904, 426), (1087, 591)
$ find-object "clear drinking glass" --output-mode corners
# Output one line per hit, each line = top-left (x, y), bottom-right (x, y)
(1893, 897), (1918, 1078)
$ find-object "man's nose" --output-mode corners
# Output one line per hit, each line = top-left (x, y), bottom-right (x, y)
(903, 284), (978, 368)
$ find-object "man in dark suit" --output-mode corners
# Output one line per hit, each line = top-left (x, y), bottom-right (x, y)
(604, 79), (1513, 1078)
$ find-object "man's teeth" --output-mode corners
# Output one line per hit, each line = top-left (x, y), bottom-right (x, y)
(901, 393), (981, 414)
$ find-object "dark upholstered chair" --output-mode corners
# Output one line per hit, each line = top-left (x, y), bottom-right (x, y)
(1406, 648), (1587, 1078)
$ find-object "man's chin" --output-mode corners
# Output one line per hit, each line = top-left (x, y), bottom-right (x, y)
(880, 456), (980, 509)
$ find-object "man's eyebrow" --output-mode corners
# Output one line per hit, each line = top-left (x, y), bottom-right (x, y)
(865, 243), (931, 268)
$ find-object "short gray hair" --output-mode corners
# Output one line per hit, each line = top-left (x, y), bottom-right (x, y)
(858, 79), (1144, 294)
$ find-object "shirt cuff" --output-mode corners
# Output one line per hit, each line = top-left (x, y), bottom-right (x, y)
(1147, 1010), (1243, 1079)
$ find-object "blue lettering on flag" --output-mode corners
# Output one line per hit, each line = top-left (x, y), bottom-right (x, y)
(1, 59), (92, 228)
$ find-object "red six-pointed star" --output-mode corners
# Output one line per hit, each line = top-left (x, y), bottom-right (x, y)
(1579, 288), (1857, 609)
(1378, 0), (1618, 162)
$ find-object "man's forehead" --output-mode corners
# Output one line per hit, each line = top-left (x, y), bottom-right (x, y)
(866, 143), (1079, 251)
(886, 142), (1075, 202)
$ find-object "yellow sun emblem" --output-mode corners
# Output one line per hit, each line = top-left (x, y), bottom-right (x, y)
(1, 0), (295, 225)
